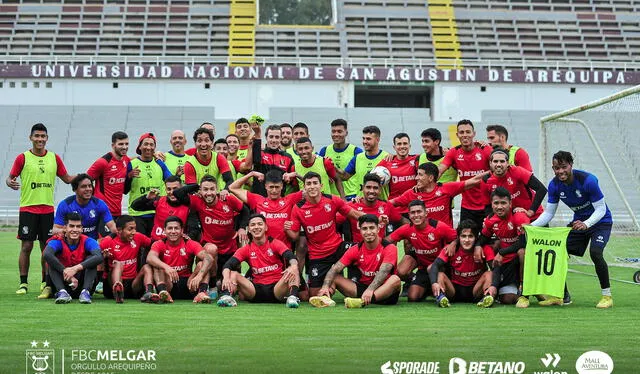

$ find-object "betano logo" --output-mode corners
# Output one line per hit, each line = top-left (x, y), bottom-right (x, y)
(448, 357), (525, 374)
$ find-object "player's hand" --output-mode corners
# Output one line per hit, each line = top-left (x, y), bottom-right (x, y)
(222, 277), (237, 295)
(379, 214), (389, 227)
(147, 188), (160, 200)
(361, 289), (375, 305)
(571, 220), (588, 231)
(317, 287), (332, 298)
(284, 220), (293, 231)
(63, 266), (79, 282)
(188, 274), (203, 292)
(102, 248), (112, 258)
(218, 189), (229, 201)
(250, 171), (265, 182)
(431, 283), (444, 298)
(166, 267), (180, 283)
(281, 264), (299, 284)
(513, 207), (526, 214)
(251, 123), (261, 140)
(129, 167), (141, 178)
(476, 140), (491, 148)
(382, 154), (394, 162)
(486, 285), (497, 297)
(492, 253), (503, 267)
(68, 277), (79, 290)
(6, 177), (20, 190)
(473, 245), (485, 263)
(352, 195), (364, 204)
(235, 228), (249, 247)
(283, 172), (297, 183)
(175, 165), (184, 176)
(155, 151), (166, 161)
(444, 241), (456, 257)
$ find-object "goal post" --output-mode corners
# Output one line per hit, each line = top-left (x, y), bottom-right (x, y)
(539, 85), (640, 268)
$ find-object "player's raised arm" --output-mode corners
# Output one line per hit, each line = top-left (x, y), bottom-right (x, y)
(229, 171), (263, 203)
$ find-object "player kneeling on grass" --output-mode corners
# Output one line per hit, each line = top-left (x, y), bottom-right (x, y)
(428, 219), (496, 308)
(100, 215), (157, 304)
(312, 214), (401, 308)
(146, 216), (214, 304)
(217, 214), (301, 308)
(42, 212), (103, 304)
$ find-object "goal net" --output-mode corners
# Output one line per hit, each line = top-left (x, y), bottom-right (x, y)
(540, 85), (640, 268)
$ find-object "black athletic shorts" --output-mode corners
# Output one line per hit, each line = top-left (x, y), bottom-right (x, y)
(497, 259), (519, 288)
(460, 207), (487, 230)
(308, 241), (355, 288)
(104, 279), (142, 299)
(355, 281), (399, 305)
(250, 282), (280, 303)
(409, 268), (432, 288)
(133, 216), (154, 238)
(453, 283), (477, 303)
(566, 222), (612, 256)
(18, 211), (53, 242)
(170, 277), (194, 300)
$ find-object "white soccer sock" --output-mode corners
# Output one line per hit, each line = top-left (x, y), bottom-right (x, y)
(601, 288), (611, 296)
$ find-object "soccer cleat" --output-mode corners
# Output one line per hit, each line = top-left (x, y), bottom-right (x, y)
(79, 289), (92, 304)
(140, 292), (160, 303)
(538, 296), (563, 307)
(436, 293), (449, 308)
(516, 296), (530, 308)
(309, 295), (336, 308)
(55, 289), (72, 304)
(563, 294), (572, 306)
(113, 282), (124, 304)
(95, 281), (104, 294)
(16, 283), (28, 295)
(476, 295), (494, 308)
(285, 295), (300, 308)
(158, 290), (174, 304)
(596, 295), (613, 309)
(40, 281), (47, 292)
(216, 294), (237, 307)
(193, 291), (212, 304)
(37, 286), (52, 299)
(208, 287), (218, 300)
(344, 297), (364, 308)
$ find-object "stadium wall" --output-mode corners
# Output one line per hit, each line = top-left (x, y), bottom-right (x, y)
(0, 79), (629, 122)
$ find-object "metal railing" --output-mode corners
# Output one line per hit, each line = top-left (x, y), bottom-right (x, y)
(0, 56), (638, 71)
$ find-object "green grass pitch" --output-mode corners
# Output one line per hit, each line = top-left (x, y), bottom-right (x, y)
(0, 231), (638, 373)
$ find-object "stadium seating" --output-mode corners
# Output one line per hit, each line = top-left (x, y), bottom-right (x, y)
(1, 0), (639, 68)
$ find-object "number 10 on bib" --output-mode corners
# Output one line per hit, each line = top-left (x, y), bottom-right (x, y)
(522, 226), (571, 298)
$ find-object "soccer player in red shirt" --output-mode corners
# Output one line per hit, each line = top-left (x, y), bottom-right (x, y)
(438, 119), (493, 228)
(216, 214), (302, 308)
(482, 149), (547, 220)
(173, 175), (249, 293)
(313, 214), (401, 308)
(100, 215), (155, 303)
(8, 123), (75, 296)
(285, 172), (363, 297)
(337, 173), (406, 242)
(385, 200), (457, 302)
(130, 175), (190, 241)
(486, 124), (532, 172)
(87, 131), (129, 234)
(391, 163), (486, 227)
(477, 187), (530, 306)
(146, 216), (214, 303)
(428, 219), (496, 308)
(377, 133), (418, 204)
(229, 170), (303, 245)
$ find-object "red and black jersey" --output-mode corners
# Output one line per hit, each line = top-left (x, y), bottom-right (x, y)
(246, 191), (302, 244)
(337, 199), (402, 242)
(482, 166), (543, 220)
(441, 145), (492, 210)
(339, 240), (398, 285)
(388, 219), (457, 269)
(378, 155), (419, 201)
(251, 141), (296, 196)
(101, 233), (151, 279)
(438, 245), (494, 286)
(233, 238), (290, 285)
(391, 182), (465, 227)
(150, 197), (190, 241)
(87, 152), (129, 217)
(150, 238), (203, 277)
(189, 194), (244, 255)
(481, 212), (529, 264)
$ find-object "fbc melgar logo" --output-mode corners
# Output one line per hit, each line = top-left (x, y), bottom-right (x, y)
(380, 358), (525, 374)
(575, 351), (614, 374)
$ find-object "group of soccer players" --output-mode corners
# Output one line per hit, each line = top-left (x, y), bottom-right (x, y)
(7, 117), (614, 309)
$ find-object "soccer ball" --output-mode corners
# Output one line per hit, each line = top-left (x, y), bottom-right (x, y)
(370, 166), (391, 186)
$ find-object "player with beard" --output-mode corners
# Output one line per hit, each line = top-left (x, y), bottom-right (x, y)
(294, 137), (344, 198)
(378, 133), (419, 206)
(217, 214), (302, 308)
(486, 124), (532, 171)
(279, 123), (293, 152)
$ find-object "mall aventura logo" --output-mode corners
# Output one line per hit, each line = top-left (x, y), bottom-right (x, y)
(24, 340), (159, 374)
(25, 340), (55, 374)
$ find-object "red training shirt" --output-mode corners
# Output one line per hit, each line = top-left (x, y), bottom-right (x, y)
(87, 152), (129, 217)
(232, 238), (290, 285)
(388, 219), (457, 269)
(188, 194), (243, 255)
(378, 155), (418, 201)
(441, 145), (492, 210)
(481, 212), (530, 264)
(246, 191), (303, 244)
(438, 245), (494, 286)
(101, 233), (151, 279)
(391, 182), (465, 227)
(339, 241), (398, 285)
(482, 166), (543, 220)
(150, 238), (203, 277)
(337, 199), (402, 242)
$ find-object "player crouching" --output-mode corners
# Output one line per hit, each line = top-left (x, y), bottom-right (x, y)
(217, 214), (301, 308)
(42, 212), (103, 304)
(312, 214), (401, 308)
(100, 215), (156, 304)
(146, 216), (214, 303)
(428, 220), (496, 308)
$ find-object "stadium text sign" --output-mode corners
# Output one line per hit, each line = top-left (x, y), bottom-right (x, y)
(0, 64), (637, 84)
